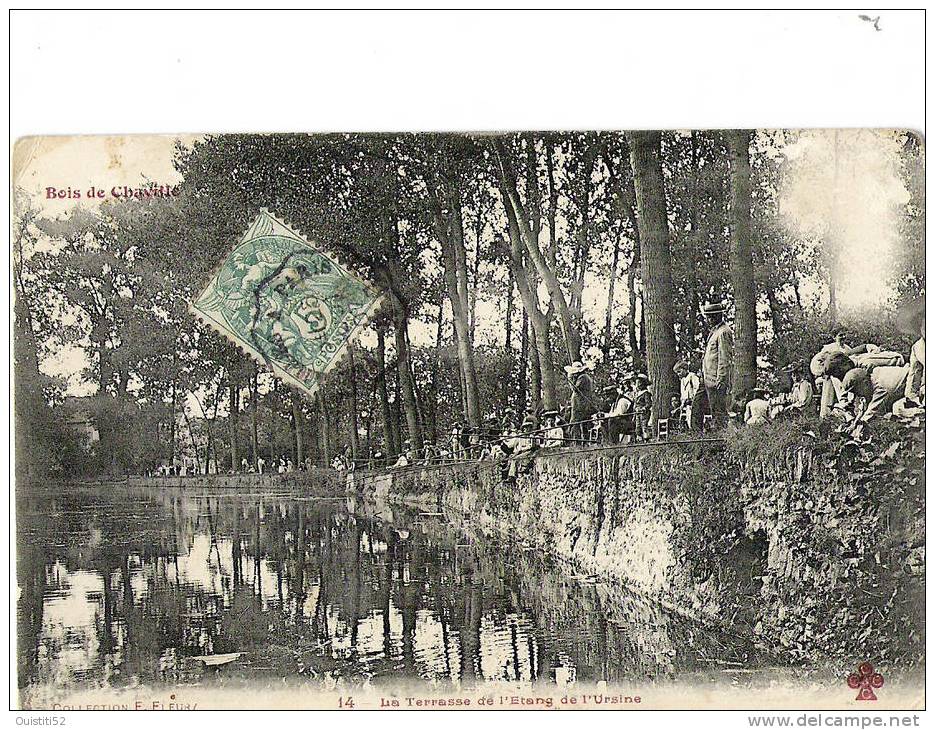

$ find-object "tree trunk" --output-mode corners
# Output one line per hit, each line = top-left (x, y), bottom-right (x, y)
(228, 378), (240, 471)
(292, 391), (305, 465)
(627, 249), (643, 371)
(290, 398), (300, 464)
(727, 129), (758, 401)
(317, 392), (330, 465)
(469, 195), (483, 344)
(169, 353), (178, 467)
(207, 376), (223, 474)
(627, 131), (679, 433)
(518, 310), (529, 416)
(393, 303), (424, 453)
(376, 328), (397, 457)
(92, 322), (112, 395)
(605, 146), (645, 371)
(503, 273), (514, 404)
(427, 300), (444, 443)
(685, 131), (702, 353)
(569, 145), (595, 358)
(266, 389), (275, 465)
(528, 325), (541, 415)
(545, 138), (559, 267)
(364, 381), (376, 460)
(497, 139), (580, 364)
(500, 176), (557, 411)
(250, 366), (259, 469)
(434, 182), (483, 428)
(532, 328), (555, 413)
(181, 402), (201, 474)
(347, 346), (360, 461)
(602, 228), (622, 360)
(391, 371), (402, 454)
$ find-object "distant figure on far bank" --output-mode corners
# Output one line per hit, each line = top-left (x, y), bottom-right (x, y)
(696, 301), (733, 429)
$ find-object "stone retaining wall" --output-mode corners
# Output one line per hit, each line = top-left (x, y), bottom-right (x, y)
(355, 428), (924, 670)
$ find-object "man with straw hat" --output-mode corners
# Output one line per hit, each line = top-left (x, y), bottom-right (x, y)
(700, 300), (733, 428)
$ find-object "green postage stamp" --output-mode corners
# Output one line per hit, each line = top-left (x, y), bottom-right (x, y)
(190, 210), (384, 398)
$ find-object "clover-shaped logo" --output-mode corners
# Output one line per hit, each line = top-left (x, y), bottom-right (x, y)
(847, 661), (884, 700)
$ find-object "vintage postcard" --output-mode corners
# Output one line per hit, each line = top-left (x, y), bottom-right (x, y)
(11, 129), (924, 711)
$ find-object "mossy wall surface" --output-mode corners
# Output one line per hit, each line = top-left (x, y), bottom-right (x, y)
(358, 423), (924, 670)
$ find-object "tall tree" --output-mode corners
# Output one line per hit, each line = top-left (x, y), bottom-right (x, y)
(426, 141), (483, 428)
(500, 178), (557, 411)
(375, 326), (396, 458)
(495, 137), (581, 365)
(626, 131), (678, 430)
(347, 345), (361, 462)
(603, 142), (645, 369)
(726, 130), (758, 401)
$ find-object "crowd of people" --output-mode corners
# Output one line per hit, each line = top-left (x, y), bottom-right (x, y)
(369, 296), (925, 477)
(152, 298), (924, 481)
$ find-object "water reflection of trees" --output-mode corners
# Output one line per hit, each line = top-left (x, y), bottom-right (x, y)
(18, 488), (758, 694)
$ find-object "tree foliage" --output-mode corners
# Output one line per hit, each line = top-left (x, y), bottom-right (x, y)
(14, 131), (924, 479)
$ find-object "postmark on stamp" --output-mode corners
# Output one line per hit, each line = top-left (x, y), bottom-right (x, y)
(190, 209), (384, 398)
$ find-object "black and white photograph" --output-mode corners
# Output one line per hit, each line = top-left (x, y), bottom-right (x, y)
(8, 9), (927, 719)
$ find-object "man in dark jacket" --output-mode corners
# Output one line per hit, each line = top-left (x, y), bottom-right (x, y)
(698, 301), (733, 428)
(564, 360), (597, 441)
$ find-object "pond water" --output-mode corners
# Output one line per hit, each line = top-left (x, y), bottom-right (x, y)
(17, 486), (763, 698)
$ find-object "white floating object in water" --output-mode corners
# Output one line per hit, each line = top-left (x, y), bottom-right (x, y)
(191, 652), (242, 667)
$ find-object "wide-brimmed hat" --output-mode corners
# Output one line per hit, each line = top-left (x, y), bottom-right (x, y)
(541, 409), (560, 418)
(563, 360), (591, 376)
(701, 301), (728, 316)
(521, 414), (538, 428)
(896, 296), (925, 337)
(673, 360), (690, 372)
(626, 373), (651, 385)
